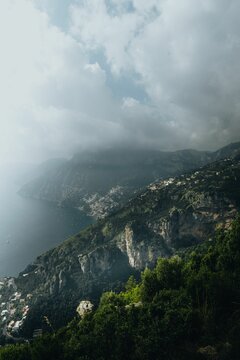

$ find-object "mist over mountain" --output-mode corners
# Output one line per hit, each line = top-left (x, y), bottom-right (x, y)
(1, 1), (240, 358)
(19, 142), (240, 218)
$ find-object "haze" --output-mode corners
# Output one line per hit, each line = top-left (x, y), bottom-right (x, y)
(1, 0), (240, 165)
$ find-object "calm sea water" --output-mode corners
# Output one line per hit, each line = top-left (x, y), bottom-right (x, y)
(0, 177), (93, 277)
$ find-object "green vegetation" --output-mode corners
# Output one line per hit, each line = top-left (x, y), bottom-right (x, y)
(7, 156), (239, 337)
(1, 216), (240, 359)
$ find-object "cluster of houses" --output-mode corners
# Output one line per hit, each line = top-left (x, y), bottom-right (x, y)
(0, 279), (32, 336)
(147, 167), (225, 194)
(84, 187), (124, 218)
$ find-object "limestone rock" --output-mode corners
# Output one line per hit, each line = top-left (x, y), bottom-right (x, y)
(76, 301), (94, 318)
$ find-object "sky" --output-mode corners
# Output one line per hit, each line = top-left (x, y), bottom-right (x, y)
(1, 0), (240, 164)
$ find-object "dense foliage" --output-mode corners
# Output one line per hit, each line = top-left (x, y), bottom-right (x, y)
(1, 217), (240, 359)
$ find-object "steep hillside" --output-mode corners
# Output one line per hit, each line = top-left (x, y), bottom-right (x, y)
(1, 217), (240, 359)
(18, 147), (218, 218)
(1, 155), (240, 338)
(19, 143), (240, 218)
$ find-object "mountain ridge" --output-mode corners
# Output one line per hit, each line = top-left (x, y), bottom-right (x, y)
(1, 148), (240, 338)
(18, 142), (240, 218)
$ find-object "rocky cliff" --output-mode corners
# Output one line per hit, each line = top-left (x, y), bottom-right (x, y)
(1, 153), (240, 337)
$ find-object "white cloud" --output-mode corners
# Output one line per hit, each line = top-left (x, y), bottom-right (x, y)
(122, 97), (139, 108)
(70, 0), (144, 74)
(1, 0), (240, 164)
(0, 0), (120, 163)
(70, 0), (240, 149)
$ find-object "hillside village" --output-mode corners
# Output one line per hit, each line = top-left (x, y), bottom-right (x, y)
(0, 277), (32, 338)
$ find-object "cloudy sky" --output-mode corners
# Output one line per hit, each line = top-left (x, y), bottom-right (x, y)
(1, 0), (240, 163)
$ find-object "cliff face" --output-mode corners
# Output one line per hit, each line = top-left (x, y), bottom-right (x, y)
(1, 155), (239, 337)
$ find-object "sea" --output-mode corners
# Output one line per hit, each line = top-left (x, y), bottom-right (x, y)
(0, 172), (93, 277)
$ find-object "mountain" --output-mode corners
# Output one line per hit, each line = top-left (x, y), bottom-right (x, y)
(1, 218), (240, 359)
(214, 141), (240, 160)
(17, 147), (215, 219)
(1, 153), (240, 338)
(18, 143), (240, 219)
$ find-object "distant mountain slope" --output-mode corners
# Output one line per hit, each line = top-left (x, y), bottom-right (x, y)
(1, 153), (240, 337)
(18, 142), (240, 218)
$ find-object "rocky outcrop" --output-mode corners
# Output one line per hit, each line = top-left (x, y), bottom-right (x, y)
(117, 224), (167, 269)
(76, 301), (94, 318)
(78, 247), (115, 275)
